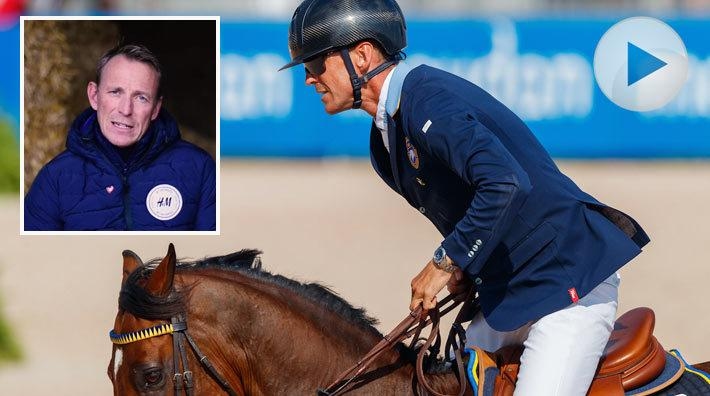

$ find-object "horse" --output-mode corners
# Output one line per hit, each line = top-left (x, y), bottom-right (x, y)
(108, 244), (464, 395)
(108, 244), (710, 395)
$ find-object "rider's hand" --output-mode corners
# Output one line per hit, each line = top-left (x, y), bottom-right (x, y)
(410, 259), (454, 317)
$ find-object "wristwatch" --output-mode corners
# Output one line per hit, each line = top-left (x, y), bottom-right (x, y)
(433, 246), (457, 273)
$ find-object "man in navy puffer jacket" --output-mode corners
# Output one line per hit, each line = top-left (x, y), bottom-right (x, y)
(24, 44), (215, 231)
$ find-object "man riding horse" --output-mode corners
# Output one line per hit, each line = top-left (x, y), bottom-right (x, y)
(280, 0), (650, 394)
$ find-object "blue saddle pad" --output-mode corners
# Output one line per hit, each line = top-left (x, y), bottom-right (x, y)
(625, 350), (684, 395)
(642, 349), (710, 396)
(464, 348), (497, 396)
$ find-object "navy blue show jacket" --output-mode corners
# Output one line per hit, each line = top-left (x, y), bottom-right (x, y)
(370, 64), (649, 331)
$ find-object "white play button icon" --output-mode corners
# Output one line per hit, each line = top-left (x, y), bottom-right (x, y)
(593, 17), (688, 112)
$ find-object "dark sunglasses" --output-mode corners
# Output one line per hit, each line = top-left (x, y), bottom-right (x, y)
(304, 51), (336, 75)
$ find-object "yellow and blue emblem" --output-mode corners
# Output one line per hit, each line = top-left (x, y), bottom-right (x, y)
(405, 137), (420, 169)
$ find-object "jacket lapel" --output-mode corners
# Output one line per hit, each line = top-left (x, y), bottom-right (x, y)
(369, 123), (398, 193)
(386, 113), (403, 193)
(369, 61), (414, 195)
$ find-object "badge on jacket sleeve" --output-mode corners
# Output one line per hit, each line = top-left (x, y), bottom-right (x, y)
(405, 137), (420, 169)
(146, 184), (183, 221)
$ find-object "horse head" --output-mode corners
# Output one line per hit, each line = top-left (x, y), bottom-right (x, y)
(108, 243), (174, 395)
(108, 243), (232, 395)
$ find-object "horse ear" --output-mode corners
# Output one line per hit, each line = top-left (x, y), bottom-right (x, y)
(122, 250), (144, 286)
(144, 243), (176, 297)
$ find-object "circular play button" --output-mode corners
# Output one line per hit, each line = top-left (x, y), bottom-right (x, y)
(593, 16), (688, 112)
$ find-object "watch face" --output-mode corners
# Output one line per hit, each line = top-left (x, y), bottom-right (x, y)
(434, 246), (446, 263)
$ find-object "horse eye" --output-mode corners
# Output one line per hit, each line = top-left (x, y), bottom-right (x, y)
(132, 363), (166, 391)
(143, 368), (165, 388)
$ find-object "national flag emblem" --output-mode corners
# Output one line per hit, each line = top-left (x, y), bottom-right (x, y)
(405, 137), (419, 169)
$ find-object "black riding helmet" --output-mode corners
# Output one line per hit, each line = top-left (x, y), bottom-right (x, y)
(280, 0), (407, 109)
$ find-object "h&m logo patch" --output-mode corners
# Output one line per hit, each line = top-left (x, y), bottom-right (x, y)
(146, 184), (183, 221)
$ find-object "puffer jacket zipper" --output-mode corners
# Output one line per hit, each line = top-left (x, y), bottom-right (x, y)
(122, 170), (132, 230)
(82, 137), (134, 230)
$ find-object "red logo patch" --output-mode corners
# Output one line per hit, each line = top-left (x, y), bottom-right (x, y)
(568, 287), (579, 303)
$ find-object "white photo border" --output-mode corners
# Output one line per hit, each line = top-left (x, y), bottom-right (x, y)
(19, 15), (221, 236)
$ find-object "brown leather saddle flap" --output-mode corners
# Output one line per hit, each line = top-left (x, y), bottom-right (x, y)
(474, 307), (666, 396)
(589, 307), (666, 395)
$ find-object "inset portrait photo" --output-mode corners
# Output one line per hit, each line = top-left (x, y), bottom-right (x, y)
(21, 16), (219, 234)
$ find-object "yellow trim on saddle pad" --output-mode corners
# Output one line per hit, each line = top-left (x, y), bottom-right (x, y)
(671, 349), (710, 385)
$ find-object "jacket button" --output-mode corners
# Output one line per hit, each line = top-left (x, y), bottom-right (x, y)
(474, 277), (483, 285)
(418, 207), (426, 214)
(475, 239), (482, 246)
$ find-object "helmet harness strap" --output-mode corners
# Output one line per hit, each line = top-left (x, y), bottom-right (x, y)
(339, 48), (400, 109)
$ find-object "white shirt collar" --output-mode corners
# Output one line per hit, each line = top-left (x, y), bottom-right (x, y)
(374, 65), (396, 152)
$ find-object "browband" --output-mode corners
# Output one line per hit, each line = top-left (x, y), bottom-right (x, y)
(109, 322), (175, 345)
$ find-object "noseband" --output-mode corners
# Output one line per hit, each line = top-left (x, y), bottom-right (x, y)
(109, 314), (237, 396)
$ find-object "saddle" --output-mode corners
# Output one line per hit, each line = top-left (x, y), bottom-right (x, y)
(471, 307), (682, 396)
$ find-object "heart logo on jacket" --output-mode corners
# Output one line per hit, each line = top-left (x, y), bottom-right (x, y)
(106, 185), (115, 194)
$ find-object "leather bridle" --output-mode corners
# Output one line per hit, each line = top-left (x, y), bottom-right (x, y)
(318, 290), (479, 396)
(109, 314), (238, 396)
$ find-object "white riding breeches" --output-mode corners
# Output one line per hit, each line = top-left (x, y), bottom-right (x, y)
(465, 274), (620, 396)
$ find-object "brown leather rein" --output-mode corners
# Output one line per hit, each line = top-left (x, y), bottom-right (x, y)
(318, 290), (478, 396)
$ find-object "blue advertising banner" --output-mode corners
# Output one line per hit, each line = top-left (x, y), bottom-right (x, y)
(2, 18), (708, 157)
(0, 20), (20, 133)
(220, 18), (710, 158)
